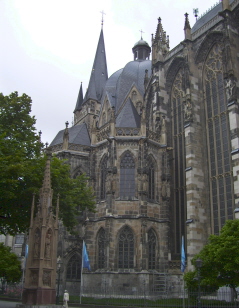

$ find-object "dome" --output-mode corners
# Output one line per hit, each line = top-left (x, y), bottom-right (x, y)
(101, 60), (152, 113)
(133, 39), (150, 48)
(132, 38), (151, 61)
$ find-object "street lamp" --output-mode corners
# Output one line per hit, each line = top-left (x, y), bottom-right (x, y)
(195, 258), (202, 308)
(56, 256), (62, 305)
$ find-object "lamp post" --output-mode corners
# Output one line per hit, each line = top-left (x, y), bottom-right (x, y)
(195, 258), (202, 308)
(56, 256), (62, 305)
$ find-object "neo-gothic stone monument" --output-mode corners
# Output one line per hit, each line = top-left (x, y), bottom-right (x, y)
(47, 0), (239, 295)
(22, 156), (59, 305)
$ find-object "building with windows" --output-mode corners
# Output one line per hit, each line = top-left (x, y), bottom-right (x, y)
(48, 0), (239, 294)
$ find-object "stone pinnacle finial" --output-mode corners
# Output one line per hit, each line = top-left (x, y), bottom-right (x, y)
(42, 154), (52, 190)
(184, 13), (192, 41)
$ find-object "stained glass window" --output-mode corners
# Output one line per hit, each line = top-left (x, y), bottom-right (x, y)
(118, 226), (134, 269)
(148, 157), (155, 201)
(148, 229), (156, 269)
(66, 254), (81, 280)
(100, 156), (107, 200)
(120, 152), (135, 199)
(171, 68), (186, 254)
(98, 228), (106, 269)
(204, 43), (234, 234)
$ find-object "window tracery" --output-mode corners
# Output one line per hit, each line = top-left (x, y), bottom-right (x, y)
(147, 157), (155, 201)
(66, 254), (81, 280)
(98, 228), (106, 269)
(171, 68), (186, 254)
(100, 156), (107, 200)
(204, 43), (233, 234)
(120, 151), (135, 199)
(148, 229), (156, 270)
(118, 226), (134, 269)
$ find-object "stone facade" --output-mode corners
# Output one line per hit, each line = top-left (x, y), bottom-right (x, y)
(48, 0), (239, 296)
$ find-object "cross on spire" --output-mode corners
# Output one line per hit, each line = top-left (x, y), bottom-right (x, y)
(100, 10), (106, 28)
(139, 29), (144, 39)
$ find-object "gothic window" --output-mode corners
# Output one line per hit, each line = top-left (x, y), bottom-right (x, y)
(171, 68), (186, 255)
(148, 157), (155, 201)
(148, 229), (157, 270)
(120, 151), (135, 199)
(66, 254), (81, 280)
(98, 228), (106, 269)
(118, 226), (134, 269)
(204, 43), (234, 234)
(100, 156), (107, 200)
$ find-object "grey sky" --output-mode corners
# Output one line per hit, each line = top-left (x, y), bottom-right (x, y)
(1, 0), (219, 144)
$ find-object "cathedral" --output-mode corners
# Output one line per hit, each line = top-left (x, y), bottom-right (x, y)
(48, 0), (239, 295)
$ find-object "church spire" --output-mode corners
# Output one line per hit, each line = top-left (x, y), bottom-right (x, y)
(74, 82), (83, 112)
(84, 29), (108, 103)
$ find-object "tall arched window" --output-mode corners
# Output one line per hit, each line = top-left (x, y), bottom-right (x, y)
(148, 157), (155, 201)
(120, 151), (135, 199)
(118, 226), (134, 269)
(66, 254), (81, 280)
(171, 68), (186, 254)
(148, 229), (157, 270)
(100, 156), (107, 200)
(98, 228), (106, 269)
(204, 43), (233, 234)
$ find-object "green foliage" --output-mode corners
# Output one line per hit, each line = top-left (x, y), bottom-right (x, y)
(0, 243), (22, 283)
(0, 92), (95, 235)
(184, 220), (239, 294)
(0, 92), (43, 234)
(31, 155), (96, 234)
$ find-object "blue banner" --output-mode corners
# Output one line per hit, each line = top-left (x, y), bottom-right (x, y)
(83, 241), (91, 271)
(181, 236), (186, 272)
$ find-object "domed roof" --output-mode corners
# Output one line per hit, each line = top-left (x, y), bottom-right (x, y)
(133, 39), (150, 48)
(101, 60), (151, 114)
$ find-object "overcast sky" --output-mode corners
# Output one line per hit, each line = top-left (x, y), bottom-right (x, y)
(1, 0), (220, 144)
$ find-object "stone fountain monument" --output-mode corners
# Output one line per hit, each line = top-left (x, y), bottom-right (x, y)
(18, 155), (60, 307)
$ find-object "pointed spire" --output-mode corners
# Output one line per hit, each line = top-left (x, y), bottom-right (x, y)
(84, 29), (108, 103)
(74, 82), (83, 112)
(184, 13), (192, 41)
(152, 17), (169, 62)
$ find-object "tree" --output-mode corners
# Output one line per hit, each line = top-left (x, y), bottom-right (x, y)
(0, 92), (95, 235)
(184, 219), (239, 297)
(0, 92), (42, 234)
(0, 243), (22, 288)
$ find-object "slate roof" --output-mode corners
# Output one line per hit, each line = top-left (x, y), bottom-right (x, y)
(83, 29), (108, 102)
(100, 68), (123, 108)
(100, 60), (151, 115)
(191, 0), (234, 33)
(115, 60), (151, 113)
(50, 123), (91, 147)
(74, 82), (83, 112)
(116, 98), (141, 128)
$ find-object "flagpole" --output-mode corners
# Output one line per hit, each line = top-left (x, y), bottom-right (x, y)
(80, 240), (84, 305)
(181, 236), (186, 308)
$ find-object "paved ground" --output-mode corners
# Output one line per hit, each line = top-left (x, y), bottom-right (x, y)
(0, 300), (20, 308)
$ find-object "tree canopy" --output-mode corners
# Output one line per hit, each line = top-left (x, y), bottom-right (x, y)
(0, 243), (22, 284)
(0, 92), (95, 235)
(184, 219), (239, 294)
